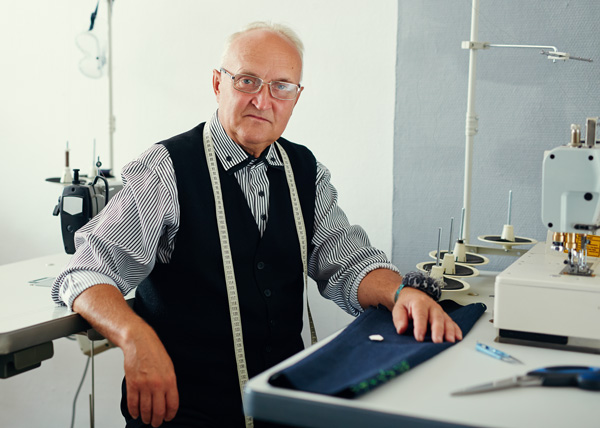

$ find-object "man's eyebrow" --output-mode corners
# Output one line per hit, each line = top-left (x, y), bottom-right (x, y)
(238, 69), (296, 83)
(236, 69), (258, 76)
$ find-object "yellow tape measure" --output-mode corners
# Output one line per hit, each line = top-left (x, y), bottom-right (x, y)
(203, 125), (317, 428)
(275, 141), (318, 346)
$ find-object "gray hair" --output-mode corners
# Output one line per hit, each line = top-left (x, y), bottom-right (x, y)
(220, 21), (304, 79)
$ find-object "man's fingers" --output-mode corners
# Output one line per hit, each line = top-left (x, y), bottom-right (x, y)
(392, 303), (409, 335)
(150, 392), (166, 428)
(139, 389), (153, 425)
(410, 305), (429, 342)
(127, 383), (140, 419)
(126, 378), (179, 427)
(165, 381), (180, 422)
(451, 318), (463, 342)
(429, 309), (446, 343)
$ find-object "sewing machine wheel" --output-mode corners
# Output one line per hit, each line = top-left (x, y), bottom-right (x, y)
(478, 235), (537, 246)
(440, 276), (470, 292)
(416, 261), (479, 278)
(429, 250), (489, 266)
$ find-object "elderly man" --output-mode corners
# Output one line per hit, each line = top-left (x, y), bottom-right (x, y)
(52, 22), (461, 428)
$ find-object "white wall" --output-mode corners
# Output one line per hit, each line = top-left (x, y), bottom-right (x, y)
(0, 1), (397, 426)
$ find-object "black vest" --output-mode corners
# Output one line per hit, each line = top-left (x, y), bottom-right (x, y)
(131, 122), (317, 423)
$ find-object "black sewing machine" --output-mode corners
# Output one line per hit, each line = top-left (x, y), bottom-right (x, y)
(52, 169), (121, 254)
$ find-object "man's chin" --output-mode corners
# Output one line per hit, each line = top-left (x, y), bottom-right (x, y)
(238, 128), (278, 145)
(235, 133), (278, 155)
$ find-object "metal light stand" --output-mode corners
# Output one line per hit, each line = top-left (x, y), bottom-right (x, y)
(460, 0), (592, 258)
(107, 0), (115, 174)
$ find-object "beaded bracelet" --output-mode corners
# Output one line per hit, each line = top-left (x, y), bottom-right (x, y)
(393, 283), (405, 303)
(394, 271), (443, 302)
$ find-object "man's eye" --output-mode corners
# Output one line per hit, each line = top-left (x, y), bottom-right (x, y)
(275, 83), (291, 91)
(239, 77), (256, 86)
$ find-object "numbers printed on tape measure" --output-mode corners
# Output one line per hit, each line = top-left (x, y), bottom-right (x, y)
(203, 125), (250, 403)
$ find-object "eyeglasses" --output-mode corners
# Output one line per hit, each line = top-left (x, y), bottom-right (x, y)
(220, 68), (301, 101)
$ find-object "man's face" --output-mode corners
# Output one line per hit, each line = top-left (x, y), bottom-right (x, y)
(213, 29), (303, 157)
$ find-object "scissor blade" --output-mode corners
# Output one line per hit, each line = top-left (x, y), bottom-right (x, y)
(451, 375), (540, 396)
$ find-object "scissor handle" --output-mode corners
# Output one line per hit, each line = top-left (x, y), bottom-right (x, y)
(578, 372), (600, 391)
(529, 366), (600, 389)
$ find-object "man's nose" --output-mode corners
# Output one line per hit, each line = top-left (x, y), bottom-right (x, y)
(251, 84), (273, 110)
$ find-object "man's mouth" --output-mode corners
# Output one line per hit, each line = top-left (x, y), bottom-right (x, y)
(246, 114), (270, 123)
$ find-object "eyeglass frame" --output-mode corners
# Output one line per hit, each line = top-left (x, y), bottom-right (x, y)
(219, 68), (302, 101)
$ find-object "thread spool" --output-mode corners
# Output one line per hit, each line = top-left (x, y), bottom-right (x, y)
(441, 253), (456, 274)
(453, 240), (467, 262)
(501, 224), (515, 242)
(429, 265), (444, 280)
(60, 142), (72, 184)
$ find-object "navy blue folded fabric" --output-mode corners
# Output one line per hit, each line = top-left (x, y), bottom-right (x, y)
(269, 300), (486, 398)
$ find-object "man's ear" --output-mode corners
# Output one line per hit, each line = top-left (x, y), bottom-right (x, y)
(212, 69), (222, 99)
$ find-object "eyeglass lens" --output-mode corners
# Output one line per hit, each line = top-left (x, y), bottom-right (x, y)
(232, 73), (299, 100)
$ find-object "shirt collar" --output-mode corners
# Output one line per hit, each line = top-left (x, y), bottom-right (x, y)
(208, 111), (284, 175)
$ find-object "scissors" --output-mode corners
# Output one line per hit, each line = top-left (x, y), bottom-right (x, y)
(451, 366), (600, 396)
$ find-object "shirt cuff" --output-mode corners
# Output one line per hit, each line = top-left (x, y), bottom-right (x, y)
(59, 271), (120, 311)
(351, 263), (401, 314)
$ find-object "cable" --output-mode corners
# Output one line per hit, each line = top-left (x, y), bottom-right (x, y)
(88, 1), (100, 31)
(91, 175), (110, 207)
(70, 356), (91, 428)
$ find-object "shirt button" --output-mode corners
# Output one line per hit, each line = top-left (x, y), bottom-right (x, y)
(265, 345), (272, 353)
(264, 289), (272, 297)
(257, 262), (265, 270)
(258, 190), (265, 197)
(270, 157), (276, 162)
(226, 156), (233, 162)
(270, 319), (277, 326)
(261, 214), (267, 220)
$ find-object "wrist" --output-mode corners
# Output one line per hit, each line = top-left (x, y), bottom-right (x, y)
(393, 283), (405, 303)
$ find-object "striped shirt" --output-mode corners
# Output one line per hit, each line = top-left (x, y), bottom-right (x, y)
(51, 111), (398, 316)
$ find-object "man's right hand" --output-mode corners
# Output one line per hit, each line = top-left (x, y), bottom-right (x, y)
(72, 284), (179, 427)
(122, 324), (179, 427)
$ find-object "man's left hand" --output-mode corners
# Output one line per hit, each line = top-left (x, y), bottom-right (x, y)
(358, 269), (462, 343)
(392, 286), (462, 343)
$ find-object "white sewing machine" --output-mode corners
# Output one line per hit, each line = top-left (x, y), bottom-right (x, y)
(494, 118), (600, 353)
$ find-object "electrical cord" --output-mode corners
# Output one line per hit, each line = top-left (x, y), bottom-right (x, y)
(70, 356), (91, 428)
(88, 1), (99, 31)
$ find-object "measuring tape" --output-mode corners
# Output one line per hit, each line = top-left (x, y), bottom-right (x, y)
(275, 141), (318, 346)
(203, 125), (317, 428)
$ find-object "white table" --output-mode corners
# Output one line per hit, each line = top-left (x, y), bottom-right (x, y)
(244, 272), (600, 428)
(0, 253), (130, 377)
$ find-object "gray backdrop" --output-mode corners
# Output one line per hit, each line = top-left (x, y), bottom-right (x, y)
(393, 0), (600, 273)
